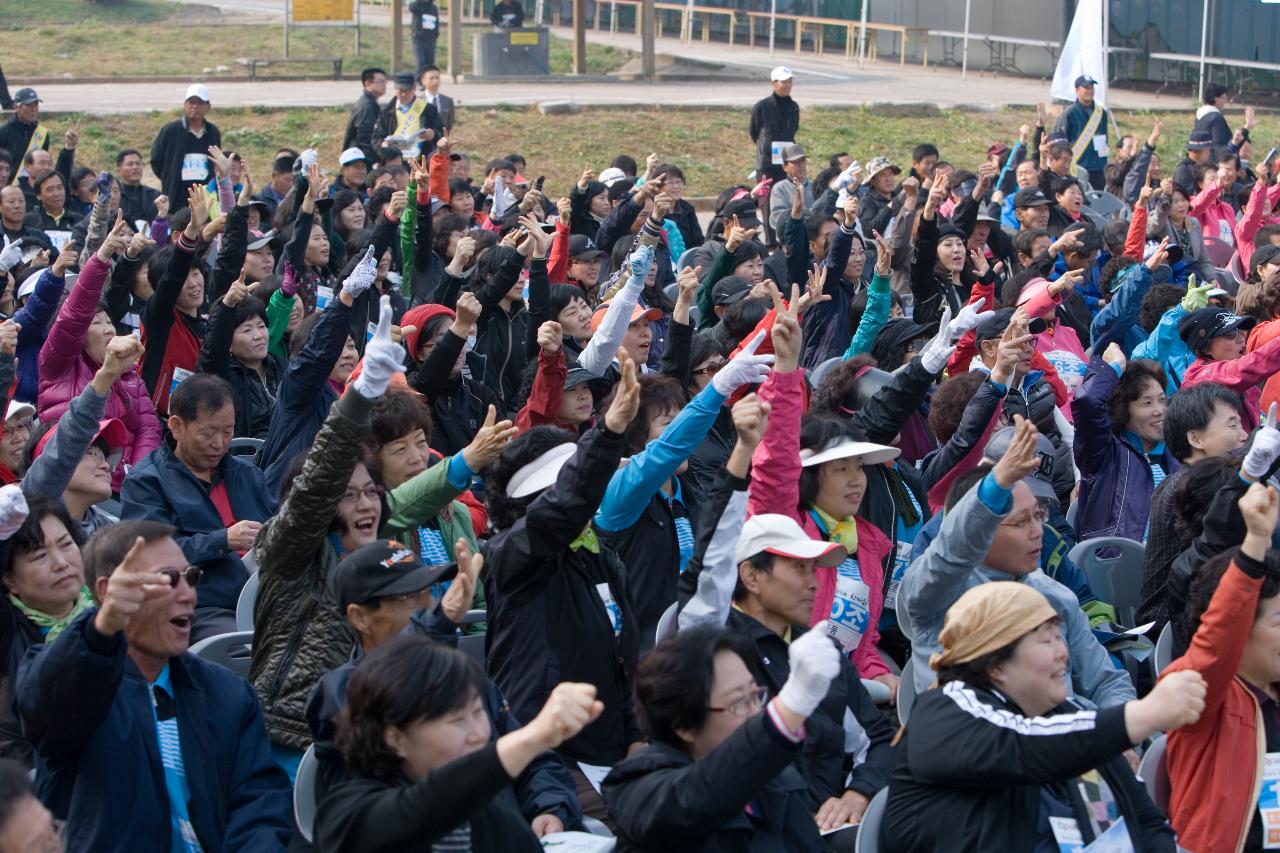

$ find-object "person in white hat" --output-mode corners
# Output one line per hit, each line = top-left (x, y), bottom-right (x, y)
(147, 83), (221, 212)
(749, 65), (799, 184)
(0, 398), (32, 478)
(334, 147), (370, 196)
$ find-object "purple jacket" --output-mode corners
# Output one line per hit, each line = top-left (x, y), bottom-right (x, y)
(1071, 356), (1177, 542)
(37, 255), (162, 490)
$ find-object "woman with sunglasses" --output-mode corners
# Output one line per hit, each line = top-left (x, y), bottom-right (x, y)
(0, 493), (89, 766)
(603, 623), (837, 852)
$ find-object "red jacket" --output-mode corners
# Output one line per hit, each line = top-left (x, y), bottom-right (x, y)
(1182, 333), (1280, 431)
(1164, 553), (1269, 853)
(1247, 318), (1280, 416)
(515, 349), (577, 436)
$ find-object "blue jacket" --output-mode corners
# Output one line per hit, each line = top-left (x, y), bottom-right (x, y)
(1071, 357), (1178, 542)
(1090, 263), (1155, 357)
(13, 267), (65, 403)
(799, 221), (858, 369)
(120, 442), (277, 612)
(17, 610), (292, 852)
(1053, 100), (1110, 172)
(1132, 303), (1194, 393)
(259, 298), (352, 495)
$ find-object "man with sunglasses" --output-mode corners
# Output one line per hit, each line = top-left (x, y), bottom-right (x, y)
(16, 519), (293, 852)
(898, 417), (1135, 709)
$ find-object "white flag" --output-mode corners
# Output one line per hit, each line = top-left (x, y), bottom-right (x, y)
(1051, 0), (1108, 106)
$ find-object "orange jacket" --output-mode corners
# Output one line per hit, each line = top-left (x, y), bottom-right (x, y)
(1248, 317), (1280, 416)
(1163, 552), (1268, 853)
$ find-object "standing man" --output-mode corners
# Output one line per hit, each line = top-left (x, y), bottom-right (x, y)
(749, 66), (799, 184)
(115, 149), (160, 226)
(343, 67), (387, 159)
(0, 88), (49, 186)
(419, 66), (455, 132)
(377, 72), (443, 158)
(1053, 74), (1110, 191)
(408, 0), (440, 77)
(767, 144), (812, 237)
(149, 84), (221, 213)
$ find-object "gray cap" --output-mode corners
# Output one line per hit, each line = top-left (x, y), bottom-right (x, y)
(982, 426), (1059, 504)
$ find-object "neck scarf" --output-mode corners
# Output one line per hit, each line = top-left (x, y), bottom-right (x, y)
(570, 526), (600, 554)
(11, 586), (95, 642)
(810, 506), (859, 555)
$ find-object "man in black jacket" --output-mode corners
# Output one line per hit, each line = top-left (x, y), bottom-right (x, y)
(115, 149), (159, 226)
(409, 0), (441, 76)
(653, 163), (703, 249)
(0, 89), (48, 184)
(749, 67), (799, 183)
(343, 68), (387, 159)
(149, 84), (221, 213)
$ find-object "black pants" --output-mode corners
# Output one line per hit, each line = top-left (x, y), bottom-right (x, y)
(1085, 168), (1105, 191)
(414, 36), (439, 78)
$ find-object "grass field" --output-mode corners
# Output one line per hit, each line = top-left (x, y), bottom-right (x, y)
(50, 104), (1280, 201)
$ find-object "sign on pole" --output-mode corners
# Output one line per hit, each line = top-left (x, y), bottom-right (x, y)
(293, 0), (354, 21)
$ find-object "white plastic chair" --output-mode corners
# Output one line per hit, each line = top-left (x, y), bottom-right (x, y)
(235, 570), (259, 632)
(188, 631), (254, 680)
(654, 601), (679, 645)
(227, 436), (264, 458)
(1152, 622), (1173, 677)
(293, 744), (319, 844)
(897, 658), (918, 725)
(853, 787), (890, 853)
(1137, 734), (1170, 812)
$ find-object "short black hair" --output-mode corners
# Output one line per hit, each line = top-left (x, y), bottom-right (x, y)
(115, 148), (143, 166)
(1107, 360), (1167, 434)
(338, 636), (485, 783)
(912, 144), (939, 162)
(420, 65), (440, 75)
(605, 374), (687, 456)
(610, 154), (638, 176)
(1048, 141), (1073, 161)
(0, 149), (11, 167)
(485, 158), (517, 175)
(32, 171), (63, 195)
(634, 624), (759, 750)
(1164, 382), (1244, 462)
(229, 293), (268, 331)
(1183, 545), (1280, 645)
(797, 415), (867, 511)
(1051, 174), (1082, 198)
(721, 296), (770, 344)
(0, 496), (83, 584)
(361, 67), (387, 85)
(1138, 283), (1184, 332)
(84, 520), (176, 591)
(1203, 83), (1229, 105)
(732, 551), (775, 603)
(1013, 228), (1050, 260)
(654, 164), (684, 182)
(370, 390), (433, 451)
(169, 372), (237, 423)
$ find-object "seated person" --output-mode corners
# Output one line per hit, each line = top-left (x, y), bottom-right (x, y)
(882, 581), (1201, 851)
(305, 539), (580, 835)
(314, 636), (598, 850)
(1180, 307), (1280, 431)
(604, 624), (836, 852)
(16, 520), (293, 852)
(0, 757), (63, 852)
(120, 373), (275, 641)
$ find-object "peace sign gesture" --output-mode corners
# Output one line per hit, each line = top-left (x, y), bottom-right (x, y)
(769, 281), (804, 372)
(93, 537), (174, 636)
(96, 211), (132, 262)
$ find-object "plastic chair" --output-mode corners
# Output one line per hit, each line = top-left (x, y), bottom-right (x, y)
(1152, 622), (1173, 677)
(1203, 237), (1235, 269)
(1137, 734), (1170, 812)
(188, 631), (254, 680)
(1065, 499), (1078, 532)
(1084, 190), (1128, 221)
(227, 436), (264, 458)
(461, 609), (487, 626)
(1213, 267), (1238, 296)
(897, 659), (917, 726)
(293, 744), (319, 844)
(663, 282), (679, 303)
(458, 634), (486, 666)
(654, 601), (679, 646)
(862, 678), (892, 705)
(1230, 251), (1249, 286)
(853, 787), (890, 853)
(1081, 207), (1109, 230)
(1068, 537), (1146, 626)
(235, 571), (259, 632)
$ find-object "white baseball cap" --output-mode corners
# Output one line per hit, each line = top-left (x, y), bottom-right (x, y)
(770, 66), (794, 82)
(734, 514), (846, 566)
(598, 167), (627, 187)
(4, 400), (33, 423)
(184, 83), (211, 103)
(799, 439), (899, 468)
(505, 442), (577, 498)
(339, 147), (368, 167)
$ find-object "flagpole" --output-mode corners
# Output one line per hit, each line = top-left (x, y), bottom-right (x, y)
(1198, 0), (1210, 103)
(960, 0), (971, 79)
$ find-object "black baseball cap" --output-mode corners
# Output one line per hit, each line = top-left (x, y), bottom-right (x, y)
(1073, 75), (1097, 88)
(330, 539), (457, 610)
(1251, 243), (1280, 274)
(12, 88), (40, 106)
(1178, 308), (1256, 351)
(569, 234), (605, 261)
(974, 307), (1047, 344)
(563, 366), (610, 395)
(1188, 131), (1214, 151)
(393, 71), (416, 90)
(983, 426), (1059, 503)
(1014, 188), (1052, 209)
(711, 275), (752, 307)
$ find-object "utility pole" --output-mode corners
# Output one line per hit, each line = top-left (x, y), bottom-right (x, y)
(449, 0), (463, 80)
(573, 0), (586, 74)
(391, 0), (404, 71)
(641, 0), (655, 79)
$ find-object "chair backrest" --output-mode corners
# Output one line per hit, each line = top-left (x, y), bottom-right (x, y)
(1137, 734), (1170, 812)
(663, 282), (679, 303)
(853, 787), (890, 853)
(236, 570), (260, 632)
(1085, 190), (1128, 220)
(654, 601), (679, 645)
(1230, 250), (1248, 285)
(1081, 207), (1109, 230)
(458, 634), (486, 666)
(188, 631), (254, 680)
(1067, 536), (1146, 625)
(1153, 621), (1173, 676)
(461, 609), (487, 626)
(293, 744), (319, 844)
(897, 658), (917, 726)
(1213, 267), (1238, 296)
(808, 356), (843, 392)
(1203, 237), (1235, 268)
(227, 436), (265, 458)
(1065, 499), (1079, 532)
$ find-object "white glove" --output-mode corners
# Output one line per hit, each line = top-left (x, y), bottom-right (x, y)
(0, 236), (23, 274)
(947, 297), (987, 342)
(0, 485), (29, 540)
(626, 243), (654, 285)
(776, 620), (841, 719)
(711, 329), (774, 396)
(1244, 404), (1280, 480)
(299, 149), (319, 170)
(829, 161), (862, 192)
(341, 246), (378, 300)
(352, 296), (405, 399)
(918, 304), (958, 374)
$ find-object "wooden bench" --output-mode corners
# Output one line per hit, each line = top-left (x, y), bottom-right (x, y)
(236, 56), (344, 80)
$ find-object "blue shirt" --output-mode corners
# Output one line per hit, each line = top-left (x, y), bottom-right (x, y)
(150, 665), (203, 853)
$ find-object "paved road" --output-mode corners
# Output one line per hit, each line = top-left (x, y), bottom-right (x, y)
(29, 0), (1184, 114)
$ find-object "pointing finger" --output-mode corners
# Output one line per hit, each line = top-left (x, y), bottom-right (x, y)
(740, 329), (767, 357)
(375, 295), (394, 340)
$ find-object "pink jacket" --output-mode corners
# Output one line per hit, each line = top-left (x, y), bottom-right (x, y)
(1181, 332), (1280, 432)
(37, 255), (162, 489)
(1234, 180), (1280, 268)
(1191, 183), (1238, 248)
(748, 368), (892, 680)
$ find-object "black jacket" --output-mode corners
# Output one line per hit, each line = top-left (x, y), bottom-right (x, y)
(118, 182), (160, 226)
(375, 97), (444, 157)
(23, 206), (81, 234)
(196, 297), (284, 439)
(314, 742), (542, 853)
(342, 91), (383, 159)
(471, 248), (532, 417)
(149, 118), (221, 211)
(748, 93), (799, 173)
(603, 712), (823, 853)
(483, 424), (644, 766)
(406, 328), (498, 458)
(408, 0), (440, 41)
(909, 215), (978, 328)
(882, 681), (1174, 853)
(0, 116), (44, 170)
(0, 599), (43, 765)
(668, 198), (704, 249)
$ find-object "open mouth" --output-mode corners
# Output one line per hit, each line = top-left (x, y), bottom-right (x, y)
(170, 615), (192, 630)
(353, 517), (377, 534)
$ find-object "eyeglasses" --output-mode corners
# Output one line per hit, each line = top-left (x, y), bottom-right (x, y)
(340, 485), (384, 505)
(999, 507), (1049, 531)
(378, 587), (432, 605)
(158, 566), (202, 588)
(85, 446), (107, 463)
(709, 685), (770, 718)
(691, 362), (725, 377)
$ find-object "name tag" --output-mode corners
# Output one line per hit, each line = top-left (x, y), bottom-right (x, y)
(1219, 219), (1234, 244)
(1259, 753), (1280, 848)
(826, 557), (869, 653)
(595, 582), (623, 639)
(366, 321), (378, 344)
(420, 13), (437, 28)
(180, 153), (208, 183)
(1092, 134), (1109, 158)
(1048, 816), (1083, 852)
(885, 541), (912, 610)
(771, 140), (794, 166)
(170, 365), (193, 399)
(316, 285), (335, 311)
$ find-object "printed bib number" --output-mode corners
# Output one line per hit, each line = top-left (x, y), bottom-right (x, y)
(595, 582), (623, 639)
(366, 321), (378, 344)
(1219, 219), (1235, 244)
(420, 13), (437, 28)
(45, 230), (72, 252)
(180, 153), (208, 182)
(1092, 134), (1109, 158)
(169, 366), (193, 399)
(771, 140), (794, 166)
(885, 541), (912, 610)
(1258, 752), (1280, 848)
(316, 286), (335, 311)
(826, 558), (869, 653)
(1048, 816), (1084, 853)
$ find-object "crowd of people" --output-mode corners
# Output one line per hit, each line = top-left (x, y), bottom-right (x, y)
(0, 56), (1276, 852)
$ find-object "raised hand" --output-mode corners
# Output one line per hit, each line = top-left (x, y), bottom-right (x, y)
(675, 264), (701, 307)
(0, 236), (22, 273)
(1129, 670), (1206, 741)
(186, 185), (211, 233)
(93, 537), (174, 636)
(64, 120), (80, 150)
(440, 537), (485, 624)
(990, 310), (1033, 386)
(51, 243), (79, 277)
(872, 230), (892, 276)
(99, 334), (144, 378)
(454, 291), (482, 329)
(1243, 403), (1280, 482)
(653, 192), (675, 221)
(947, 297), (987, 342)
(796, 263), (831, 312)
(724, 214), (756, 253)
(712, 329), (774, 396)
(969, 248), (990, 278)
(518, 213), (551, 258)
(352, 296), (406, 400)
(1239, 481), (1280, 542)
(603, 349), (640, 433)
(769, 282), (803, 372)
(96, 212), (132, 261)
(154, 195), (170, 219)
(625, 242), (655, 285)
(0, 320), (18, 357)
(237, 162), (255, 205)
(528, 682), (605, 751)
(387, 190), (409, 220)
(208, 145), (233, 179)
(555, 196), (571, 223)
(1148, 116), (1163, 148)
(1145, 235), (1171, 270)
(1181, 276), (1213, 312)
(730, 392), (771, 450)
(991, 415), (1041, 488)
(577, 165), (595, 190)
(462, 405), (517, 471)
(537, 320), (562, 354)
(341, 246), (379, 301)
(222, 272), (259, 307)
(778, 621), (841, 718)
